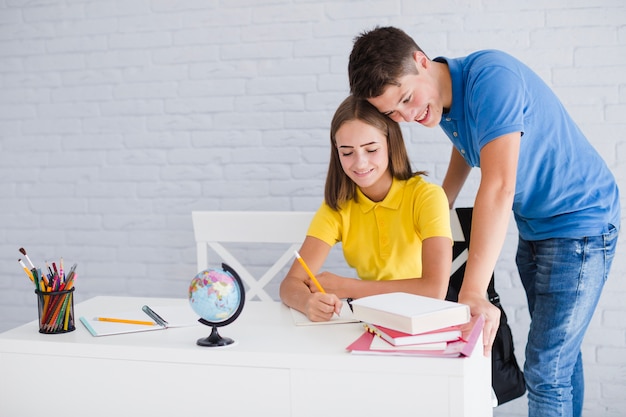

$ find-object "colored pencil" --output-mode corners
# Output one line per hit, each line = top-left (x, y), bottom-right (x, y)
(294, 250), (326, 294)
(94, 317), (156, 326)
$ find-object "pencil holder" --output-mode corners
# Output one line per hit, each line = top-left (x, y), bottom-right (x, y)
(36, 288), (76, 334)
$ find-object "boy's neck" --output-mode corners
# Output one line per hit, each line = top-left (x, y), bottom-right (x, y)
(432, 60), (453, 111)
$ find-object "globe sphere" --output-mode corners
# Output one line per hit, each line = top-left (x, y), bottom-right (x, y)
(188, 267), (244, 326)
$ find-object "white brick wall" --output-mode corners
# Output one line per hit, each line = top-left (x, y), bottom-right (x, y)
(1, 1), (624, 415)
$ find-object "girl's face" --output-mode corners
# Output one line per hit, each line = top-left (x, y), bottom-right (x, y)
(335, 119), (392, 202)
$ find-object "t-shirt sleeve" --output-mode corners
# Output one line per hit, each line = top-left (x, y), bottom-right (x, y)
(306, 202), (342, 247)
(468, 63), (525, 148)
(414, 182), (453, 243)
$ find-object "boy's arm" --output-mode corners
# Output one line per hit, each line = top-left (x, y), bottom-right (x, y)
(442, 146), (472, 209)
(458, 132), (520, 355)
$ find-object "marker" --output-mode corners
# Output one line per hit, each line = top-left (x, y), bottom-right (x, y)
(142, 305), (168, 327)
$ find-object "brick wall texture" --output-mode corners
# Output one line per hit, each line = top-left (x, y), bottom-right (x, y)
(1, 1), (624, 415)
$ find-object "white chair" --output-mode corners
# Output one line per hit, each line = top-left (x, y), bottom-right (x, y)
(450, 207), (468, 279)
(192, 211), (315, 302)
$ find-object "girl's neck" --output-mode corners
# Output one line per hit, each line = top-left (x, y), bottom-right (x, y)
(360, 172), (393, 202)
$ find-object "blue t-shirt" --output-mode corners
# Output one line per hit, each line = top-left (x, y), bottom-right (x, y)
(436, 50), (620, 240)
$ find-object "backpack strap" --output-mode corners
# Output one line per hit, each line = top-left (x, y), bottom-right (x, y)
(487, 275), (500, 305)
(454, 207), (500, 305)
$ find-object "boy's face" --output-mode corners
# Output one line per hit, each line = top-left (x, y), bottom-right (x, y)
(367, 52), (446, 128)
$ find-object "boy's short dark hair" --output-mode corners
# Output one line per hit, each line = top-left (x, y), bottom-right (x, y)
(348, 26), (423, 99)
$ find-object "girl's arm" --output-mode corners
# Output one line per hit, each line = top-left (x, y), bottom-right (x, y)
(312, 235), (452, 300)
(279, 236), (342, 321)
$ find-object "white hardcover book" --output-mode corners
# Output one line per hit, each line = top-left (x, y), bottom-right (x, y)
(350, 292), (470, 335)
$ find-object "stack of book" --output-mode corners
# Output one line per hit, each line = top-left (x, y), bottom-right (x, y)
(345, 292), (483, 357)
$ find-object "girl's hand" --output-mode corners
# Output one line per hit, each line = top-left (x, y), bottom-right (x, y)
(304, 292), (343, 321)
(306, 271), (345, 296)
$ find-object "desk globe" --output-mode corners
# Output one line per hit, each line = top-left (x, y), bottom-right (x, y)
(188, 263), (245, 347)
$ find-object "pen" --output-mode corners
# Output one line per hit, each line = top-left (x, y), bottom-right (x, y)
(294, 250), (325, 294)
(94, 317), (156, 326)
(45, 261), (54, 281)
(142, 305), (168, 327)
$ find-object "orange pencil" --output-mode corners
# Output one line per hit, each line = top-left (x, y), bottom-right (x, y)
(294, 251), (325, 293)
(94, 317), (156, 326)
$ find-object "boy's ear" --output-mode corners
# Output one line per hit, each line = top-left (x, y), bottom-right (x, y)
(412, 51), (429, 70)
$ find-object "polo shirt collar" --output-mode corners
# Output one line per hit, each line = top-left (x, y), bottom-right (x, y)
(434, 56), (464, 121)
(356, 177), (403, 213)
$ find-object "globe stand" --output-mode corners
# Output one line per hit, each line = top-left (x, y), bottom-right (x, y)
(196, 319), (234, 347)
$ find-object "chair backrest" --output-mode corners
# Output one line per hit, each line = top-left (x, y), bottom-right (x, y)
(192, 209), (475, 302)
(450, 207), (469, 282)
(192, 211), (315, 302)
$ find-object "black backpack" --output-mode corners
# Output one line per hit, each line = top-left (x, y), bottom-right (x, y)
(447, 208), (526, 406)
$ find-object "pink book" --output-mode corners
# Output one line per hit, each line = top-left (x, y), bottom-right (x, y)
(347, 314), (484, 358)
(364, 323), (462, 346)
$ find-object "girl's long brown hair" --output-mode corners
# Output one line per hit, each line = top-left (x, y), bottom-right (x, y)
(325, 96), (425, 210)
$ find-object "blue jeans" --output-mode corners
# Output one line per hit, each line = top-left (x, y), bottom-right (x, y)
(516, 225), (618, 417)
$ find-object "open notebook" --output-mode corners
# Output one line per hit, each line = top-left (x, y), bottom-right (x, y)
(80, 304), (200, 337)
(289, 302), (358, 326)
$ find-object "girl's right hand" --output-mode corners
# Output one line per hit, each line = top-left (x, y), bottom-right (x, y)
(304, 292), (342, 322)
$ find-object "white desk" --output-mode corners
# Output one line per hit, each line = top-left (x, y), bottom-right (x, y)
(0, 296), (492, 417)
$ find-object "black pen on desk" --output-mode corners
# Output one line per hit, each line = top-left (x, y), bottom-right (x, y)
(142, 305), (168, 327)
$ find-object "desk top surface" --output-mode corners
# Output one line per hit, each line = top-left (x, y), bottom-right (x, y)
(0, 296), (480, 374)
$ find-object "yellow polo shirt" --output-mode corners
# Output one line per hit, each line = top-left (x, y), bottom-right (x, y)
(307, 176), (452, 281)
